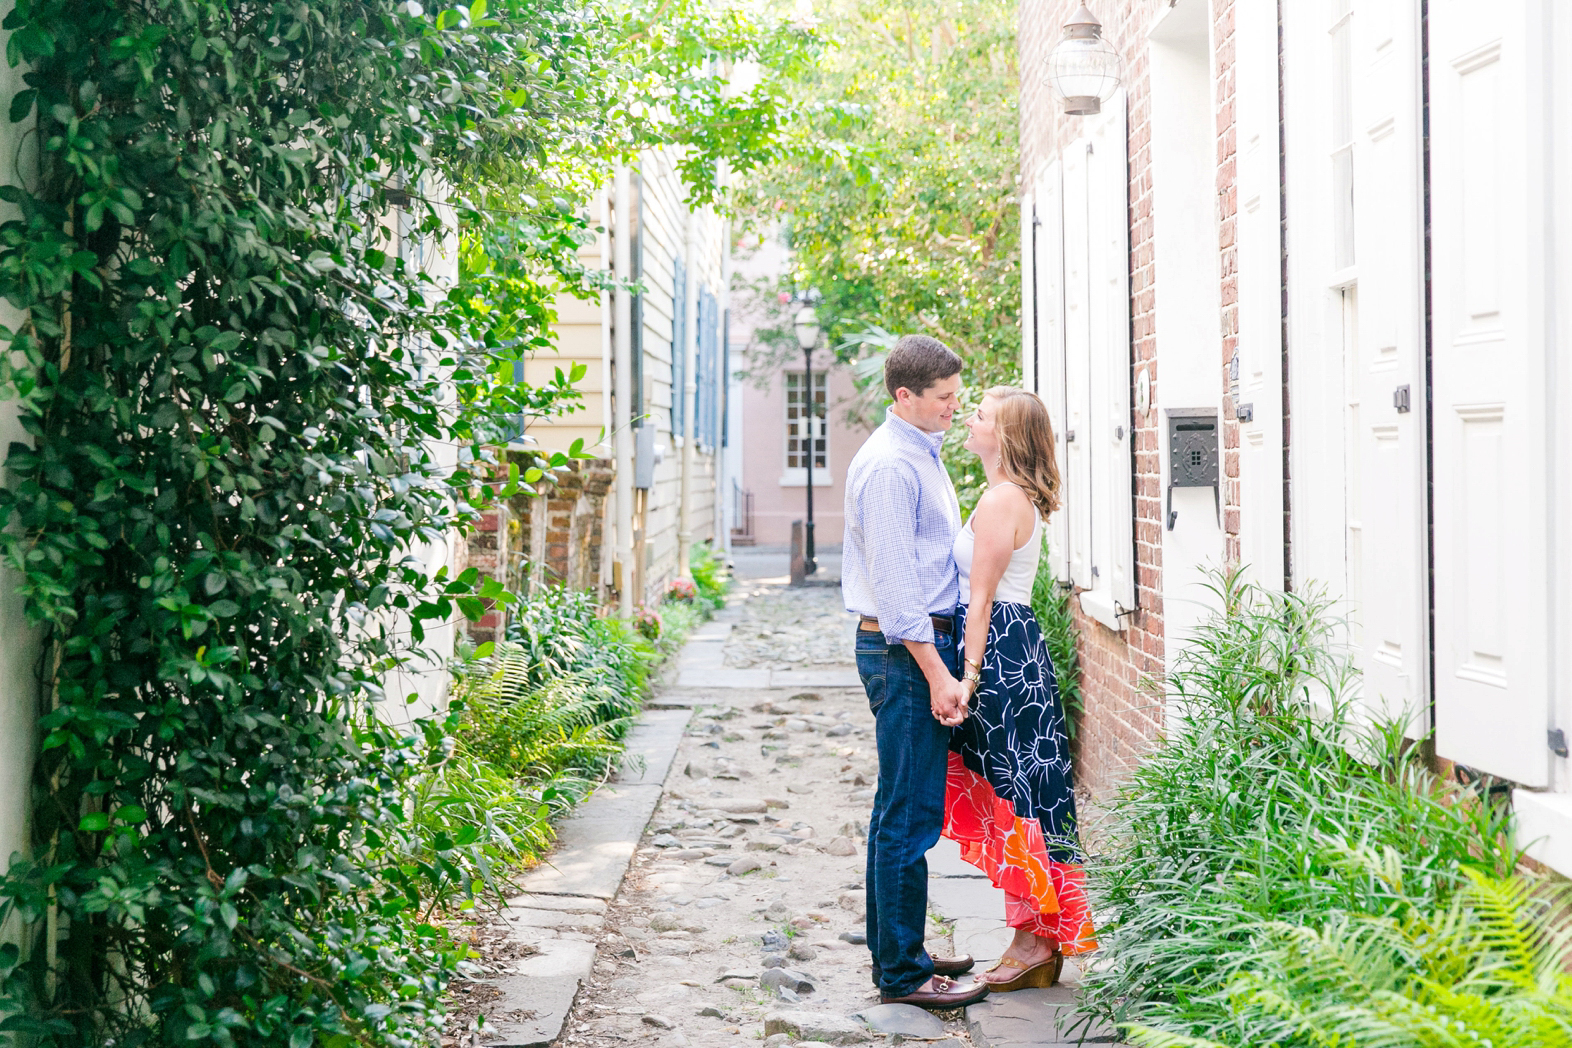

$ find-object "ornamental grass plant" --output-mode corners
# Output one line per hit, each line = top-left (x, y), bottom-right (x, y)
(1083, 569), (1530, 1046)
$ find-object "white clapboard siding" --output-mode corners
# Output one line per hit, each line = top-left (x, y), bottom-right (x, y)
(1351, 0), (1428, 730)
(1034, 162), (1070, 585)
(1429, 0), (1551, 785)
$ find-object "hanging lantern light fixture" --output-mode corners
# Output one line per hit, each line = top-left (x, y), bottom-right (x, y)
(1045, 5), (1123, 116)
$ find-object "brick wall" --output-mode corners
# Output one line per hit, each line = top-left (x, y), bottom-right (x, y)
(1023, 0), (1222, 794)
(1214, 0), (1243, 563)
(464, 456), (616, 644)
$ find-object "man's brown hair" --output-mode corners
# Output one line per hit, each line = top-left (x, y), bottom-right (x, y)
(883, 334), (962, 399)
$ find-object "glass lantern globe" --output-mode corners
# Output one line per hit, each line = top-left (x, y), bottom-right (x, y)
(793, 305), (820, 351)
(1046, 5), (1123, 116)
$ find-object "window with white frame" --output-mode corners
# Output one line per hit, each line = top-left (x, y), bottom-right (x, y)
(784, 371), (828, 473)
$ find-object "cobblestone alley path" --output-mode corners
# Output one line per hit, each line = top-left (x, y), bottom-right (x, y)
(474, 573), (1122, 1048)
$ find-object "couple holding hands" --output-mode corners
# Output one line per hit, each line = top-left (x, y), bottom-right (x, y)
(842, 335), (1096, 1010)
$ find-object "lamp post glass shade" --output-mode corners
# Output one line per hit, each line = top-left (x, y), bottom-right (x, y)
(793, 305), (820, 350)
(1046, 5), (1122, 115)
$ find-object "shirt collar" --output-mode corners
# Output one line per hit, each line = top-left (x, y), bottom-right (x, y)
(884, 407), (946, 461)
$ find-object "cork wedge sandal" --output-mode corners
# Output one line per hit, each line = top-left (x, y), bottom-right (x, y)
(979, 950), (1064, 992)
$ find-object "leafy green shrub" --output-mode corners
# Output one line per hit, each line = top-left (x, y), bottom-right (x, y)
(1125, 869), (1572, 1048)
(1083, 569), (1520, 1043)
(690, 542), (732, 608)
(394, 746), (555, 915)
(1029, 539), (1082, 737)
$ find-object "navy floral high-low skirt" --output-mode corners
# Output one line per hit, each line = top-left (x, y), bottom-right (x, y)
(942, 600), (1097, 953)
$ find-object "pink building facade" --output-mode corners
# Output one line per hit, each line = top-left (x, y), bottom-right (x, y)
(734, 352), (870, 549)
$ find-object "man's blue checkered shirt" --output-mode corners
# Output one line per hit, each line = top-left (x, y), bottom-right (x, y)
(842, 409), (962, 645)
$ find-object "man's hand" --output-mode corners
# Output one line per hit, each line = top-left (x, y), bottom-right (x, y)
(900, 637), (968, 726)
(930, 674), (969, 726)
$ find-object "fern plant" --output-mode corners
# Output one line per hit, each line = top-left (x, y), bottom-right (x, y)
(1126, 869), (1572, 1048)
(455, 655), (634, 798)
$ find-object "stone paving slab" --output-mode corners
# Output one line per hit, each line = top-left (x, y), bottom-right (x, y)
(492, 708), (693, 1047)
(927, 875), (1006, 921)
(926, 806), (1127, 1046)
(673, 667), (773, 689)
(965, 981), (1124, 1047)
(481, 938), (600, 1048)
(612, 708), (692, 787)
(769, 668), (863, 689)
(927, 836), (989, 879)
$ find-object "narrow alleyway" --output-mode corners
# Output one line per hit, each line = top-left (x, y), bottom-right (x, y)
(468, 570), (1121, 1048)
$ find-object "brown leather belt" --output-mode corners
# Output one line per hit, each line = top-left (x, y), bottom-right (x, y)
(858, 614), (953, 636)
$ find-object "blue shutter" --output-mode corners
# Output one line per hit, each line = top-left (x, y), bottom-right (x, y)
(698, 289), (720, 448)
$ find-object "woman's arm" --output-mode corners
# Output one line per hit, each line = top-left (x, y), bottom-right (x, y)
(959, 485), (1036, 714)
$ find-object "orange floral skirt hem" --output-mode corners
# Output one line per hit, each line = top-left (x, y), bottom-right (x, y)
(942, 754), (1098, 955)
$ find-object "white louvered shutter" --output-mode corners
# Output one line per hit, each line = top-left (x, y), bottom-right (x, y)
(1060, 141), (1093, 592)
(1033, 162), (1070, 585)
(1088, 94), (1135, 615)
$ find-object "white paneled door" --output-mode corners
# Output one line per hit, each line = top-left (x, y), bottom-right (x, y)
(1429, 0), (1551, 786)
(1088, 99), (1135, 617)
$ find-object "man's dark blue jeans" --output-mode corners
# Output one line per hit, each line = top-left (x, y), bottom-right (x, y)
(856, 622), (958, 997)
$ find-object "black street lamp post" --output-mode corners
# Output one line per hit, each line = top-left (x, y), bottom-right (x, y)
(793, 304), (822, 576)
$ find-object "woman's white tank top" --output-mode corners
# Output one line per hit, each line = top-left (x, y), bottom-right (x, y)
(954, 483), (1044, 605)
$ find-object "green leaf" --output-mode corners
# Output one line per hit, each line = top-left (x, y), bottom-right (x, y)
(77, 813), (110, 833)
(8, 88), (35, 123)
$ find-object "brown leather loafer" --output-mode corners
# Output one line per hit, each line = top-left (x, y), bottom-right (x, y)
(880, 975), (990, 1010)
(870, 954), (975, 988)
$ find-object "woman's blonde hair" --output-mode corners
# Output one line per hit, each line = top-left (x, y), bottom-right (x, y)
(986, 386), (1062, 517)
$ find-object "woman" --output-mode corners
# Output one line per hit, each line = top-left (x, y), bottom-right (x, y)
(942, 386), (1097, 990)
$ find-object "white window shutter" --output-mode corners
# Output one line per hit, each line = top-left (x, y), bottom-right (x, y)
(1060, 142), (1094, 592)
(1089, 93), (1136, 615)
(1033, 162), (1070, 585)
(1428, 0), (1550, 786)
(1020, 188), (1037, 395)
(1349, 2), (1427, 731)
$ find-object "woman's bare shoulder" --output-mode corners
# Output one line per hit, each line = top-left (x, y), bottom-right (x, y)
(971, 483), (1035, 532)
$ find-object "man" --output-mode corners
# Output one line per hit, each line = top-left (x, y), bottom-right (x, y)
(842, 335), (988, 1009)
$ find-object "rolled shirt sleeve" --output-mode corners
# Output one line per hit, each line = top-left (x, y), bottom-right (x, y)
(852, 465), (935, 645)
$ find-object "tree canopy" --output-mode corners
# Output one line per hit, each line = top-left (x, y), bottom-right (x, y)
(740, 0), (1021, 507)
